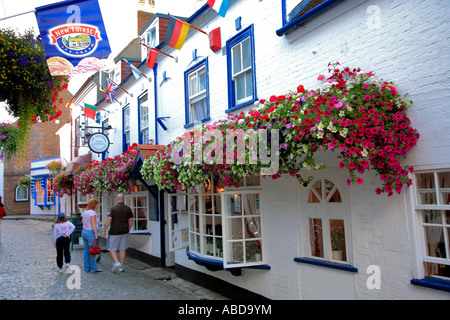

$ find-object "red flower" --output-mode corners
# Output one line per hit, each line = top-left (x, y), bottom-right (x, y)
(297, 85), (306, 93)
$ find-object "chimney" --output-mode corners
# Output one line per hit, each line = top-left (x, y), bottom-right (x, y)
(137, 10), (155, 36)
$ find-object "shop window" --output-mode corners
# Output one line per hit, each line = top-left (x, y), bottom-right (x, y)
(414, 171), (450, 279)
(125, 194), (149, 232)
(15, 185), (29, 202)
(33, 177), (56, 206)
(167, 175), (266, 269)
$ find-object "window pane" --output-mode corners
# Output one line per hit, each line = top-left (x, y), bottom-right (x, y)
(242, 37), (251, 69)
(309, 218), (323, 258)
(422, 210), (442, 224)
(424, 226), (446, 258)
(198, 68), (206, 92)
(245, 69), (253, 98)
(235, 73), (246, 101)
(246, 240), (262, 263)
(330, 219), (346, 261)
(232, 44), (242, 75)
(439, 172), (450, 204)
(417, 173), (435, 189)
(229, 241), (244, 263)
(189, 98), (207, 123)
(245, 217), (261, 239)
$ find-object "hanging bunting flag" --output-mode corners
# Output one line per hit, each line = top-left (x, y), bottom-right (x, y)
(147, 49), (158, 69)
(122, 58), (143, 80)
(35, 0), (112, 76)
(122, 58), (150, 81)
(207, 0), (231, 18)
(104, 77), (118, 104)
(140, 43), (177, 69)
(164, 16), (190, 50)
(84, 103), (97, 120)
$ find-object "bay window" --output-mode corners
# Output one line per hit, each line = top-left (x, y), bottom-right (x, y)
(168, 175), (267, 270)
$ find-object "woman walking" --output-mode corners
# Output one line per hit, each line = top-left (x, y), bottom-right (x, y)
(52, 213), (75, 273)
(81, 198), (102, 272)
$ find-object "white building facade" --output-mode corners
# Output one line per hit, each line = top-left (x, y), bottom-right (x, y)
(66, 0), (450, 299)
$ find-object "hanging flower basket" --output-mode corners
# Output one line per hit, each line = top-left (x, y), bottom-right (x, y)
(140, 63), (419, 196)
(60, 144), (140, 196)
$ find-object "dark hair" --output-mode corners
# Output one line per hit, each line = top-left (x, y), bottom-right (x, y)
(56, 217), (67, 224)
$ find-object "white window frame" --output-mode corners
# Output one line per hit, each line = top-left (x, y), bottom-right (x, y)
(187, 65), (208, 124)
(125, 192), (150, 233)
(167, 176), (266, 269)
(412, 169), (450, 279)
(302, 177), (350, 264)
(15, 185), (29, 202)
(231, 36), (253, 106)
(139, 93), (149, 144)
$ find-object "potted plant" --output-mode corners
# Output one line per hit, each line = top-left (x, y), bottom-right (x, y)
(331, 229), (345, 261)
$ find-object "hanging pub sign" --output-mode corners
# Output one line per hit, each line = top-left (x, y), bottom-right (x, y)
(35, 0), (112, 76)
(88, 132), (110, 154)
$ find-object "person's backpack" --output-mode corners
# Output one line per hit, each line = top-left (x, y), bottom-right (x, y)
(0, 206), (5, 219)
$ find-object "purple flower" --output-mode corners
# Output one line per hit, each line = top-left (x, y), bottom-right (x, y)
(19, 57), (29, 66)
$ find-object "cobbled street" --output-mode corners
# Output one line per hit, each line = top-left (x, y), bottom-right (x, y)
(0, 218), (227, 300)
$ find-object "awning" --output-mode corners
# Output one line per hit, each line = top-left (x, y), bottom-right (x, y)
(65, 153), (92, 176)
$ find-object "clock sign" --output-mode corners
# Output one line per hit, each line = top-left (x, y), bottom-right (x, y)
(88, 132), (110, 154)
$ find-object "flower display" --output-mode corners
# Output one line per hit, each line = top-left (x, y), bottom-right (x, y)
(0, 28), (69, 162)
(46, 160), (63, 175)
(140, 63), (419, 196)
(58, 144), (139, 196)
(54, 173), (74, 196)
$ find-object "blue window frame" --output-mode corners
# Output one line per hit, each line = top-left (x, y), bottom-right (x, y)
(122, 104), (131, 152)
(278, 0), (343, 36)
(138, 92), (150, 144)
(226, 24), (257, 112)
(102, 118), (109, 160)
(32, 176), (56, 206)
(184, 58), (210, 128)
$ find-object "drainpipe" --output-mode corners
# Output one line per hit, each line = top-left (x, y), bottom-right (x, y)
(153, 63), (166, 268)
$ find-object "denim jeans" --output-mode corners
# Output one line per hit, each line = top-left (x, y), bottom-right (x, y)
(82, 229), (100, 272)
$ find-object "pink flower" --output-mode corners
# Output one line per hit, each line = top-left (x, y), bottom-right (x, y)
(357, 177), (363, 185)
(317, 74), (325, 81)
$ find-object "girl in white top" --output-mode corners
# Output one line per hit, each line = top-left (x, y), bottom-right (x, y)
(53, 213), (75, 273)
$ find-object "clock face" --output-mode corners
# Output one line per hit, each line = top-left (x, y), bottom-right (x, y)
(88, 133), (110, 153)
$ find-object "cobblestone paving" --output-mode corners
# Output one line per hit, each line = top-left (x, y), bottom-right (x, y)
(0, 218), (227, 300)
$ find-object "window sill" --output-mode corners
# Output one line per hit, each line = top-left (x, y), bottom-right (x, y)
(184, 116), (211, 129)
(225, 98), (258, 113)
(294, 257), (358, 273)
(186, 249), (270, 276)
(411, 277), (450, 293)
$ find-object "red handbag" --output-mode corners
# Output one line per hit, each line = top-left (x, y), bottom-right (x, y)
(89, 239), (101, 255)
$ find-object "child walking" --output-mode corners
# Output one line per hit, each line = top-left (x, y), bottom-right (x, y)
(53, 213), (75, 273)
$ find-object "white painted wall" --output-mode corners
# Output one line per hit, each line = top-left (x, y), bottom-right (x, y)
(74, 0), (450, 299)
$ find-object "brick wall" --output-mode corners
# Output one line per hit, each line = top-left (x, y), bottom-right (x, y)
(3, 89), (72, 215)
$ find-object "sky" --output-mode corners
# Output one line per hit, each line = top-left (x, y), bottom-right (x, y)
(0, 0), (206, 123)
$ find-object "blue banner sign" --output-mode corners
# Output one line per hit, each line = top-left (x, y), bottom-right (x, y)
(35, 0), (111, 76)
